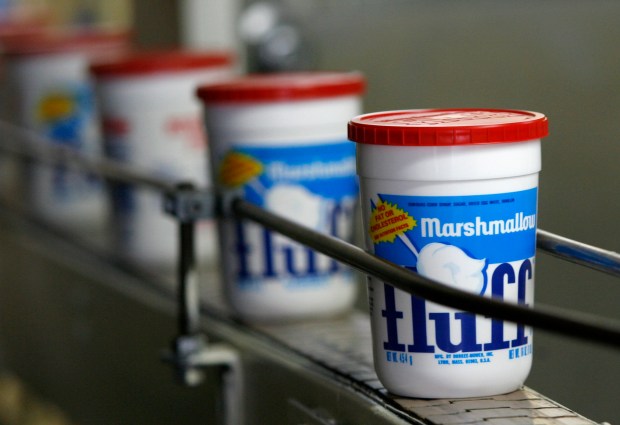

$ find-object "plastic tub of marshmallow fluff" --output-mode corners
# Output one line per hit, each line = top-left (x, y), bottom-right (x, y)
(1, 28), (131, 228)
(196, 72), (365, 322)
(90, 50), (236, 271)
(348, 108), (549, 398)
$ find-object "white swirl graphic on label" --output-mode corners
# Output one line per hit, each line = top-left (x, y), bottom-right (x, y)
(265, 184), (326, 230)
(416, 242), (486, 295)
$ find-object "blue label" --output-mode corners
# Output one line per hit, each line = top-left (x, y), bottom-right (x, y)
(368, 188), (537, 363)
(234, 142), (357, 204)
(225, 141), (357, 287)
(37, 84), (94, 149)
(375, 189), (537, 267)
(36, 83), (98, 200)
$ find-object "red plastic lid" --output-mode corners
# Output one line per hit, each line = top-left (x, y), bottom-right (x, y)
(2, 27), (131, 56)
(0, 21), (48, 42)
(196, 72), (365, 103)
(90, 49), (234, 78)
(348, 109), (548, 146)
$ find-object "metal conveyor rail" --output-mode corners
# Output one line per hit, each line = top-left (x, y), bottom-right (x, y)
(1, 121), (619, 350)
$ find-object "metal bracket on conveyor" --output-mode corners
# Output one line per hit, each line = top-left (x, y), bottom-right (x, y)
(0, 121), (244, 423)
(162, 183), (243, 425)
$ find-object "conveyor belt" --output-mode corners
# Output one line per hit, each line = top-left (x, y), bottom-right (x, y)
(252, 315), (598, 425)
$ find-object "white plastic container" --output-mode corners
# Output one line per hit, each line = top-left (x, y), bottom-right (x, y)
(348, 109), (549, 398)
(0, 17), (49, 198)
(2, 29), (130, 228)
(197, 72), (365, 322)
(90, 50), (236, 270)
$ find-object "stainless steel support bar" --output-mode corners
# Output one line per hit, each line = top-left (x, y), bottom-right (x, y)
(231, 198), (620, 349)
(537, 229), (620, 278)
(175, 184), (201, 338)
(0, 121), (175, 193)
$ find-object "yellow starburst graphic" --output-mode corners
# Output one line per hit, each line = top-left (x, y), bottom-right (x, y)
(369, 199), (417, 243)
(37, 92), (75, 123)
(218, 151), (263, 188)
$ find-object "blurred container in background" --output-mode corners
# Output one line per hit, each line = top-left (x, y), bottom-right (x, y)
(90, 49), (236, 272)
(197, 71), (365, 322)
(1, 28), (131, 230)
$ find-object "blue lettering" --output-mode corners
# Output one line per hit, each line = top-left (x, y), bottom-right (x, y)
(512, 259), (532, 347)
(483, 263), (515, 350)
(262, 227), (277, 278)
(379, 259), (532, 356)
(382, 285), (406, 352)
(235, 199), (352, 280)
(327, 202), (350, 272)
(429, 312), (482, 353)
(408, 296), (434, 353)
(284, 245), (315, 277)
